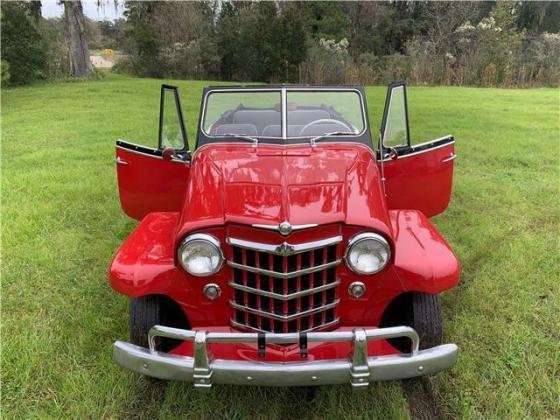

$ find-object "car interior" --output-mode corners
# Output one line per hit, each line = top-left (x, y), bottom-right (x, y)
(209, 107), (355, 138)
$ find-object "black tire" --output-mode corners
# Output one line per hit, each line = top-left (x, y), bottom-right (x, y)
(411, 292), (442, 350)
(380, 292), (443, 351)
(129, 295), (188, 353)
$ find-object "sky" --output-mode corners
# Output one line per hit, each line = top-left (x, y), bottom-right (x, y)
(41, 0), (125, 21)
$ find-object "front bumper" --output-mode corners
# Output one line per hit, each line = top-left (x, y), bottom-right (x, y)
(113, 325), (458, 389)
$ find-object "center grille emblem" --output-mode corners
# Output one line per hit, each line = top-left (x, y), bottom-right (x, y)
(278, 221), (292, 236)
(275, 241), (295, 256)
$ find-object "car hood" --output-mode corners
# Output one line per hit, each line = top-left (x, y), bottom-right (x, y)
(176, 143), (392, 238)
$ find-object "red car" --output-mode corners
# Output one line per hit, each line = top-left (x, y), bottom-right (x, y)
(110, 84), (459, 389)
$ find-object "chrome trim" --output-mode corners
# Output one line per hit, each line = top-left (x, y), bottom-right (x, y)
(230, 317), (340, 333)
(227, 259), (341, 279)
(410, 135), (453, 149)
(114, 326), (459, 387)
(281, 87), (287, 140)
(227, 235), (342, 256)
(252, 222), (318, 234)
(379, 139), (455, 162)
(203, 283), (221, 300)
(177, 234), (225, 277)
(344, 232), (391, 275)
(229, 299), (340, 321)
(348, 281), (366, 299)
(116, 140), (189, 164)
(442, 153), (457, 163)
(191, 139), (376, 163)
(229, 279), (340, 301)
(351, 328), (370, 388)
(192, 330), (212, 388)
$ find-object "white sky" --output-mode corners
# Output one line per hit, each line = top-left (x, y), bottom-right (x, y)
(41, 0), (125, 21)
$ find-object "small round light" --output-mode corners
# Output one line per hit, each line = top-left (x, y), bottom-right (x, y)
(348, 281), (367, 299)
(178, 234), (224, 277)
(345, 233), (391, 274)
(203, 283), (221, 300)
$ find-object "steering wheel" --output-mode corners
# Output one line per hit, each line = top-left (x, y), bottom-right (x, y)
(299, 119), (354, 136)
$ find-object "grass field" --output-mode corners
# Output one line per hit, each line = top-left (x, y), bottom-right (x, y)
(2, 74), (559, 419)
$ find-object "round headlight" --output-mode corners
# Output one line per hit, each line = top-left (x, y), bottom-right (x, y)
(345, 233), (391, 274)
(178, 234), (224, 277)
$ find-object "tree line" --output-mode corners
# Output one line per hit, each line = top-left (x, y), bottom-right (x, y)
(2, 1), (559, 87)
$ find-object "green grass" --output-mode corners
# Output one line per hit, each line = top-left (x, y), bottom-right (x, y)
(2, 73), (559, 419)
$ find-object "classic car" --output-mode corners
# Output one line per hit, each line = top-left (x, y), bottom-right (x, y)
(110, 83), (460, 389)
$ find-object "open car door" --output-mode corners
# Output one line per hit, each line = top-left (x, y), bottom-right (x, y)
(379, 83), (456, 218)
(115, 85), (190, 221)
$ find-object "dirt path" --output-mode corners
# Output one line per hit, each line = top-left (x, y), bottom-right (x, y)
(402, 378), (443, 420)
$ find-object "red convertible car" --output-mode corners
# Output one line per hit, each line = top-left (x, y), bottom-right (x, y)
(110, 84), (459, 389)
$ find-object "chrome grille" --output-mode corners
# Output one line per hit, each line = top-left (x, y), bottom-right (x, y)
(227, 236), (341, 333)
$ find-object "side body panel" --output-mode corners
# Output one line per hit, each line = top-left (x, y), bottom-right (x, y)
(382, 137), (455, 217)
(116, 142), (190, 221)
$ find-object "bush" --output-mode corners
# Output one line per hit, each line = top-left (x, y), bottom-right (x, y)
(0, 2), (47, 85)
(159, 37), (220, 80)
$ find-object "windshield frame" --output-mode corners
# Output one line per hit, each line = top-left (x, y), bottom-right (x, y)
(196, 85), (372, 149)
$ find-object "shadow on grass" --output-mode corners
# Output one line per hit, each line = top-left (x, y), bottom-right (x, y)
(120, 378), (410, 419)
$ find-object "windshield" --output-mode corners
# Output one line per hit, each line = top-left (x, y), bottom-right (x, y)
(201, 88), (366, 142)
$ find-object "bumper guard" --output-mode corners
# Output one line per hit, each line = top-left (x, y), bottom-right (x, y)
(113, 325), (458, 389)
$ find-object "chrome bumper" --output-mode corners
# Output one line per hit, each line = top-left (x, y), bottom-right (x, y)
(113, 326), (458, 389)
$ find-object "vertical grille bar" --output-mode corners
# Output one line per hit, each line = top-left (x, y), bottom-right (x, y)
(255, 251), (262, 330)
(295, 253), (302, 332)
(308, 249), (316, 330)
(321, 247), (328, 326)
(241, 248), (249, 327)
(282, 254), (288, 333)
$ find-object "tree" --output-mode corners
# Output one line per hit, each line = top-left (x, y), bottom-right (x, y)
(62, 0), (93, 77)
(0, 1), (47, 85)
(516, 1), (560, 33)
(275, 2), (307, 82)
(298, 1), (348, 42)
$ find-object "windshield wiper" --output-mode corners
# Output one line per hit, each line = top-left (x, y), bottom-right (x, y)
(309, 131), (358, 146)
(214, 133), (258, 146)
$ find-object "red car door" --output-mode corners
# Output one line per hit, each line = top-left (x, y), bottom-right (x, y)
(379, 83), (456, 218)
(116, 85), (191, 221)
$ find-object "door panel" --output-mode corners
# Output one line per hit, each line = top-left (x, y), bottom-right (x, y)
(116, 141), (190, 220)
(115, 85), (190, 221)
(379, 83), (455, 218)
(382, 136), (455, 217)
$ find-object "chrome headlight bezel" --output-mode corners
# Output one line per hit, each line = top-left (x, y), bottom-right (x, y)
(177, 233), (224, 277)
(344, 232), (391, 275)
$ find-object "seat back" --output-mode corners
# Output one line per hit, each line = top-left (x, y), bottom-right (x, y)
(287, 110), (330, 126)
(233, 110), (281, 135)
(214, 123), (258, 136)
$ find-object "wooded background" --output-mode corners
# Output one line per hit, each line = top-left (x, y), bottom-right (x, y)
(2, 1), (559, 87)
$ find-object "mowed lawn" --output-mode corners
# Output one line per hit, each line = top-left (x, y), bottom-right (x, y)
(2, 74), (559, 419)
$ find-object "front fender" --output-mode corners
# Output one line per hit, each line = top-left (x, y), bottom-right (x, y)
(109, 212), (183, 296)
(390, 210), (460, 293)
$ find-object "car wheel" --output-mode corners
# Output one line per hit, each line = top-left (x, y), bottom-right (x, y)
(411, 292), (442, 350)
(129, 295), (188, 353)
(380, 292), (442, 352)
